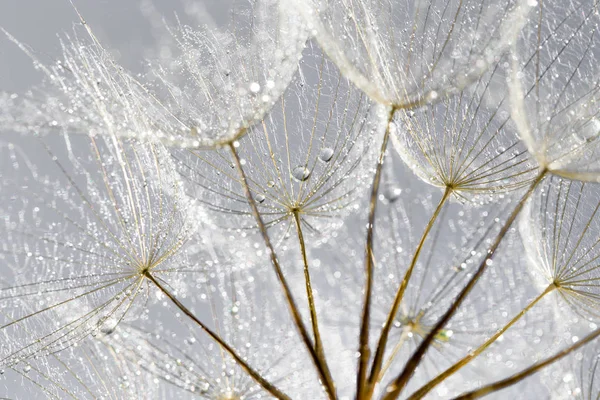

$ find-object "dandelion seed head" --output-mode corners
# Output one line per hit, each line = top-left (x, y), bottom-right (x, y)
(391, 64), (538, 204)
(174, 45), (379, 240)
(0, 135), (200, 368)
(291, 0), (532, 107)
(509, 0), (600, 182)
(521, 177), (600, 320)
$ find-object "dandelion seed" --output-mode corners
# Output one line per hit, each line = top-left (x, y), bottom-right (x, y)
(391, 63), (538, 203)
(0, 135), (197, 368)
(0, 0), (308, 149)
(174, 46), (378, 238)
(521, 177), (600, 319)
(291, 0), (533, 107)
(509, 0), (600, 182)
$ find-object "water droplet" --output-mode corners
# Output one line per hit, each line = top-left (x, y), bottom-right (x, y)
(292, 166), (311, 182)
(255, 193), (266, 203)
(267, 180), (275, 188)
(249, 82), (261, 93)
(101, 326), (115, 335)
(23, 366), (31, 373)
(319, 147), (334, 162)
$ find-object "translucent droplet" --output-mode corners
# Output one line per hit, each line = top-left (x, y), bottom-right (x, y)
(199, 381), (210, 393)
(292, 166), (311, 182)
(23, 365), (31, 373)
(319, 147), (334, 162)
(385, 187), (402, 202)
(101, 326), (115, 335)
(267, 180), (276, 188)
(249, 82), (261, 93)
(255, 193), (266, 203)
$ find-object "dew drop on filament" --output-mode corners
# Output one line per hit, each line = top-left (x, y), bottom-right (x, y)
(249, 82), (261, 93)
(319, 147), (334, 162)
(292, 166), (311, 182)
(255, 193), (266, 203)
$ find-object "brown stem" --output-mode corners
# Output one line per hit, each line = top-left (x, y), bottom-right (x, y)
(367, 186), (452, 392)
(357, 107), (395, 398)
(228, 142), (337, 399)
(382, 170), (548, 400)
(292, 210), (335, 388)
(378, 328), (412, 383)
(453, 326), (600, 400)
(408, 283), (556, 400)
(144, 272), (290, 400)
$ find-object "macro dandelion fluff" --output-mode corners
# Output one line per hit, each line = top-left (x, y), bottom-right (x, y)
(0, 134), (292, 399)
(2, 335), (155, 399)
(292, 0), (532, 107)
(173, 44), (384, 399)
(324, 158), (551, 398)
(4, 0), (600, 398)
(542, 344), (600, 399)
(509, 0), (600, 181)
(174, 45), (378, 238)
(0, 0), (308, 149)
(0, 135), (197, 368)
(520, 177), (600, 320)
(97, 267), (310, 399)
(147, 0), (309, 148)
(391, 63), (538, 205)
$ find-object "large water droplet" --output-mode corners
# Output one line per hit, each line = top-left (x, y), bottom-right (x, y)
(319, 147), (334, 162)
(249, 82), (261, 93)
(384, 187), (402, 202)
(292, 166), (311, 182)
(255, 193), (266, 203)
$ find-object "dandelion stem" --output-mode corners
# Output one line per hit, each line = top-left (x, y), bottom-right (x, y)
(228, 142), (337, 400)
(378, 328), (412, 384)
(292, 210), (335, 390)
(143, 271), (290, 400)
(408, 283), (556, 400)
(452, 326), (600, 400)
(367, 186), (452, 391)
(381, 170), (548, 400)
(357, 106), (396, 398)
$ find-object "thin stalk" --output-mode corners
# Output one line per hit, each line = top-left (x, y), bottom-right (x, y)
(382, 170), (548, 400)
(144, 271), (290, 400)
(453, 326), (600, 400)
(357, 107), (396, 398)
(292, 210), (335, 388)
(378, 328), (412, 383)
(367, 186), (452, 392)
(408, 283), (556, 400)
(228, 142), (337, 399)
